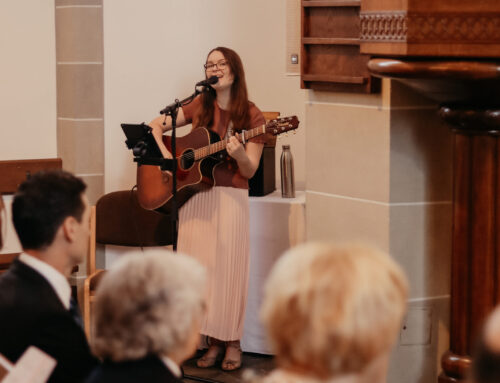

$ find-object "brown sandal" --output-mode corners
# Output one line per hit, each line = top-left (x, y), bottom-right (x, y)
(197, 338), (224, 368)
(221, 341), (242, 371)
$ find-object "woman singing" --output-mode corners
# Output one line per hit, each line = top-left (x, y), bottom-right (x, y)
(149, 47), (266, 371)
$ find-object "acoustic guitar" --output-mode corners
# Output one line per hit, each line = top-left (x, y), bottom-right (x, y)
(137, 116), (299, 213)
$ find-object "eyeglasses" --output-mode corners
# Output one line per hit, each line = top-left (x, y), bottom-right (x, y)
(204, 60), (228, 71)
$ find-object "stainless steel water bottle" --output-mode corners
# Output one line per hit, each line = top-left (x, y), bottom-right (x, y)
(280, 145), (295, 198)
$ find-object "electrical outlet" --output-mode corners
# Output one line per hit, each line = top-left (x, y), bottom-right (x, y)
(400, 307), (433, 345)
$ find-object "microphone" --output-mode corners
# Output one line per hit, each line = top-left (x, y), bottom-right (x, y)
(196, 76), (218, 87)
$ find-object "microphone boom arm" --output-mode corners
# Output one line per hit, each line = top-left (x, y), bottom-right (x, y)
(159, 89), (200, 115)
(159, 76), (218, 115)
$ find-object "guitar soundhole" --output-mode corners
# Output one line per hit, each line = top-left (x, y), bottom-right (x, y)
(180, 149), (195, 170)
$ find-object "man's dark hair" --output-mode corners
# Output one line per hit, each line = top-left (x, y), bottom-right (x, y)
(12, 170), (87, 250)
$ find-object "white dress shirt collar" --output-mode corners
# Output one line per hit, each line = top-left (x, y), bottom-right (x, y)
(18, 253), (72, 310)
(160, 355), (182, 378)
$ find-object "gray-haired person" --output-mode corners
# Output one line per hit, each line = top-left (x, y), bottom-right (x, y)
(86, 250), (206, 383)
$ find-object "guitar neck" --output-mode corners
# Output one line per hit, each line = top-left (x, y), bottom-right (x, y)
(193, 125), (266, 160)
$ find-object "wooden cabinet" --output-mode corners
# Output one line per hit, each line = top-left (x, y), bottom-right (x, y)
(360, 0), (500, 57)
(301, 0), (379, 93)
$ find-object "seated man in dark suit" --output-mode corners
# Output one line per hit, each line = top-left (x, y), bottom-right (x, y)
(0, 170), (99, 383)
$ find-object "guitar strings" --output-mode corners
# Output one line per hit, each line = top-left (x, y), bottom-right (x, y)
(171, 120), (291, 161)
(175, 139), (228, 161)
(174, 127), (260, 161)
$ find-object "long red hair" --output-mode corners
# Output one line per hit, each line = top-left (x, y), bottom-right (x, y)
(193, 47), (251, 133)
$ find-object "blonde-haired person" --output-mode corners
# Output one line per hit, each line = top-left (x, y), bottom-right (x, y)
(85, 250), (206, 383)
(258, 243), (408, 383)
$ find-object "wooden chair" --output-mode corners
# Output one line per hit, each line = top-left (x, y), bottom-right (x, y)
(83, 189), (173, 340)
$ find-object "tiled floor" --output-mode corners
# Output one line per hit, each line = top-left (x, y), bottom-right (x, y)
(182, 350), (275, 383)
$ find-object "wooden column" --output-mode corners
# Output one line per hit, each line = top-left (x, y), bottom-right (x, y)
(367, 58), (500, 383)
(439, 107), (500, 382)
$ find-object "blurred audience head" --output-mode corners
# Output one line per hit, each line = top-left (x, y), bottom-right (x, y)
(473, 306), (500, 383)
(92, 250), (206, 364)
(12, 170), (88, 259)
(260, 242), (408, 381)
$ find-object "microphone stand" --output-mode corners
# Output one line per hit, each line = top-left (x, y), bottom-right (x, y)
(159, 87), (205, 251)
(160, 86), (224, 383)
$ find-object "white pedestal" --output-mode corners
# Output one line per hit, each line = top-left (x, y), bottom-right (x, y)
(241, 191), (306, 354)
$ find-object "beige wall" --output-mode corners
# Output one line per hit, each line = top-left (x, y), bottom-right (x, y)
(0, 0), (57, 161)
(103, 0), (307, 193)
(305, 79), (453, 383)
(0, 0), (56, 255)
(55, 0), (104, 207)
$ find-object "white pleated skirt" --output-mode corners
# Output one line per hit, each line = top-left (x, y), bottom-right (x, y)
(177, 186), (250, 341)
